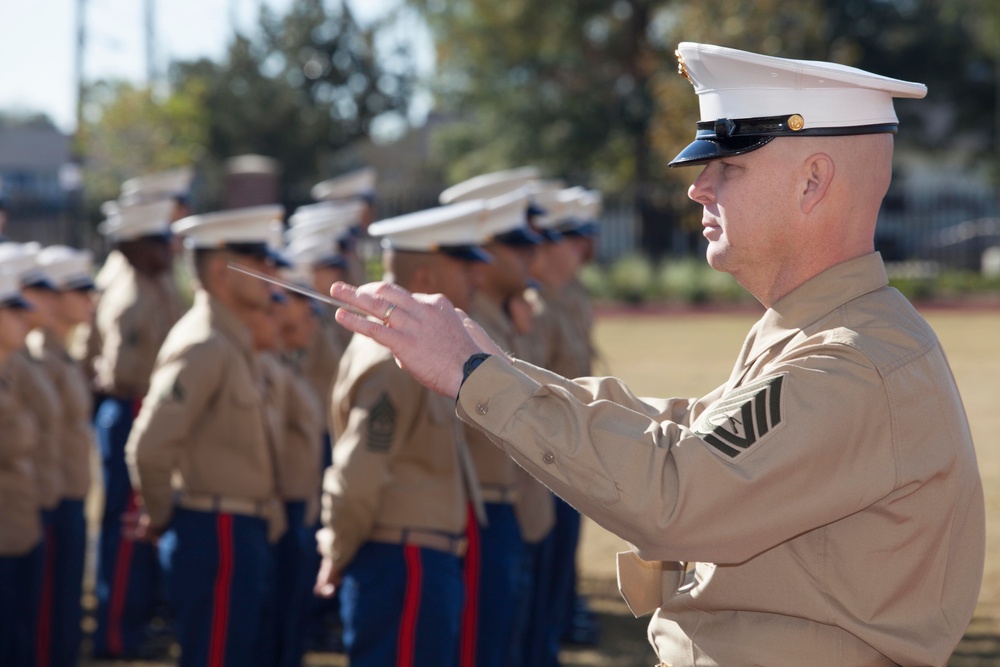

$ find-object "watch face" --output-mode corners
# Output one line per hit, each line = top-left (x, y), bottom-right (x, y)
(462, 353), (490, 385)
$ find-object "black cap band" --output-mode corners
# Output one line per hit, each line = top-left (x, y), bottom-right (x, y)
(669, 116), (900, 167)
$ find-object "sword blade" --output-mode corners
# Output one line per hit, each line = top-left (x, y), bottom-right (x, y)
(227, 262), (369, 316)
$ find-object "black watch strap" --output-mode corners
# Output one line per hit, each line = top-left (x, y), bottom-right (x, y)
(460, 353), (491, 391)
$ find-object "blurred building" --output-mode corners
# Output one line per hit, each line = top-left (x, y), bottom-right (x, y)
(0, 122), (77, 244)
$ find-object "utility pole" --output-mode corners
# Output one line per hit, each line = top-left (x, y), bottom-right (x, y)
(69, 0), (87, 248)
(145, 0), (156, 84)
(230, 0), (240, 37)
(75, 0), (86, 134)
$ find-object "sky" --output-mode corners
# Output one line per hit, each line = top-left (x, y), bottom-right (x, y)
(0, 0), (432, 134)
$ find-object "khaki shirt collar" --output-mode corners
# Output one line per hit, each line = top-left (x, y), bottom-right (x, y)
(745, 252), (888, 362)
(195, 290), (255, 361)
(38, 328), (75, 364)
(470, 291), (514, 341)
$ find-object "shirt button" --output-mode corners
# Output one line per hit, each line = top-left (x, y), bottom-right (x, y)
(542, 452), (555, 464)
(476, 403), (488, 415)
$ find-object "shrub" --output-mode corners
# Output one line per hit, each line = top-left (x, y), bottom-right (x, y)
(608, 254), (657, 303)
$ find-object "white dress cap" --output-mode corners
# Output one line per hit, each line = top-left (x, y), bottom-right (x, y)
(479, 189), (542, 246)
(120, 167), (194, 205)
(36, 245), (95, 291)
(439, 167), (541, 205)
(287, 200), (364, 242)
(311, 167), (377, 202)
(0, 270), (31, 309)
(369, 201), (492, 262)
(578, 190), (602, 221)
(284, 233), (347, 271)
(0, 242), (52, 289)
(532, 188), (583, 231)
(172, 204), (285, 249)
(98, 199), (175, 241)
(277, 257), (314, 291)
(669, 42), (927, 166)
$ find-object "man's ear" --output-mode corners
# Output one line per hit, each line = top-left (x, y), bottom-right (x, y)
(801, 153), (834, 215)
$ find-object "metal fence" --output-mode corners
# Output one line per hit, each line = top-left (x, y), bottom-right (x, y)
(5, 186), (998, 274)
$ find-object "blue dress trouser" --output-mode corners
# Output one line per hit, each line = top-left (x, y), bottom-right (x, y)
(158, 508), (271, 667)
(510, 528), (558, 667)
(548, 497), (582, 654)
(340, 541), (463, 667)
(0, 540), (42, 667)
(93, 397), (158, 656)
(34, 510), (57, 667)
(49, 499), (87, 667)
(260, 501), (311, 667)
(459, 502), (525, 667)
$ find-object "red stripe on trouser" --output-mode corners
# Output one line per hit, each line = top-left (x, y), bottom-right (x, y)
(396, 545), (423, 667)
(131, 398), (144, 420)
(107, 491), (137, 654)
(458, 503), (481, 667)
(35, 521), (56, 667)
(208, 514), (235, 667)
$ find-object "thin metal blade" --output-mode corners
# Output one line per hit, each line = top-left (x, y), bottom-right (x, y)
(227, 262), (368, 316)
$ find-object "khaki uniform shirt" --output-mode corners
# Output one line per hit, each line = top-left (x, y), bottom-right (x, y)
(562, 276), (596, 369)
(260, 352), (323, 524)
(126, 291), (283, 540)
(318, 334), (474, 572)
(532, 283), (592, 378)
(301, 308), (346, 417)
(508, 291), (557, 544)
(458, 254), (985, 666)
(92, 262), (183, 399)
(466, 294), (522, 500)
(9, 349), (62, 510)
(27, 330), (94, 500)
(0, 356), (41, 555)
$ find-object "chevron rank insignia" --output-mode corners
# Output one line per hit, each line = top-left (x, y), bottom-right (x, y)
(693, 374), (786, 459)
(366, 393), (396, 453)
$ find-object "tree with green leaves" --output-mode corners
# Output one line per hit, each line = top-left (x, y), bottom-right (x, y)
(169, 0), (416, 206)
(78, 80), (208, 218)
(407, 0), (996, 256)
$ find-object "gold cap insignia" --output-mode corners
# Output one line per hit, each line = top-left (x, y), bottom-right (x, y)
(787, 114), (805, 131)
(675, 50), (692, 85)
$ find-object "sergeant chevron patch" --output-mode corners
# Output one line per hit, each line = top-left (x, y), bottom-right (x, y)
(366, 393), (396, 453)
(694, 374), (786, 458)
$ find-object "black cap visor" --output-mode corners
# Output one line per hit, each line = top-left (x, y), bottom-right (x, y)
(22, 275), (59, 292)
(268, 248), (292, 269)
(561, 221), (599, 238)
(527, 202), (548, 217)
(437, 245), (493, 263)
(315, 254), (348, 270)
(64, 277), (97, 293)
(537, 228), (564, 243)
(492, 226), (543, 247)
(0, 294), (33, 310)
(225, 242), (272, 262)
(668, 134), (775, 167)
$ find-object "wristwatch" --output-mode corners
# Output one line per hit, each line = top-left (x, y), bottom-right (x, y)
(461, 353), (491, 390)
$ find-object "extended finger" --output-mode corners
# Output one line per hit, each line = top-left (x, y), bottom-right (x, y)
(335, 306), (408, 344)
(331, 281), (416, 323)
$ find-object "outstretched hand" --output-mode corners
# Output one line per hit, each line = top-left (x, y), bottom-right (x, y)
(330, 281), (508, 398)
